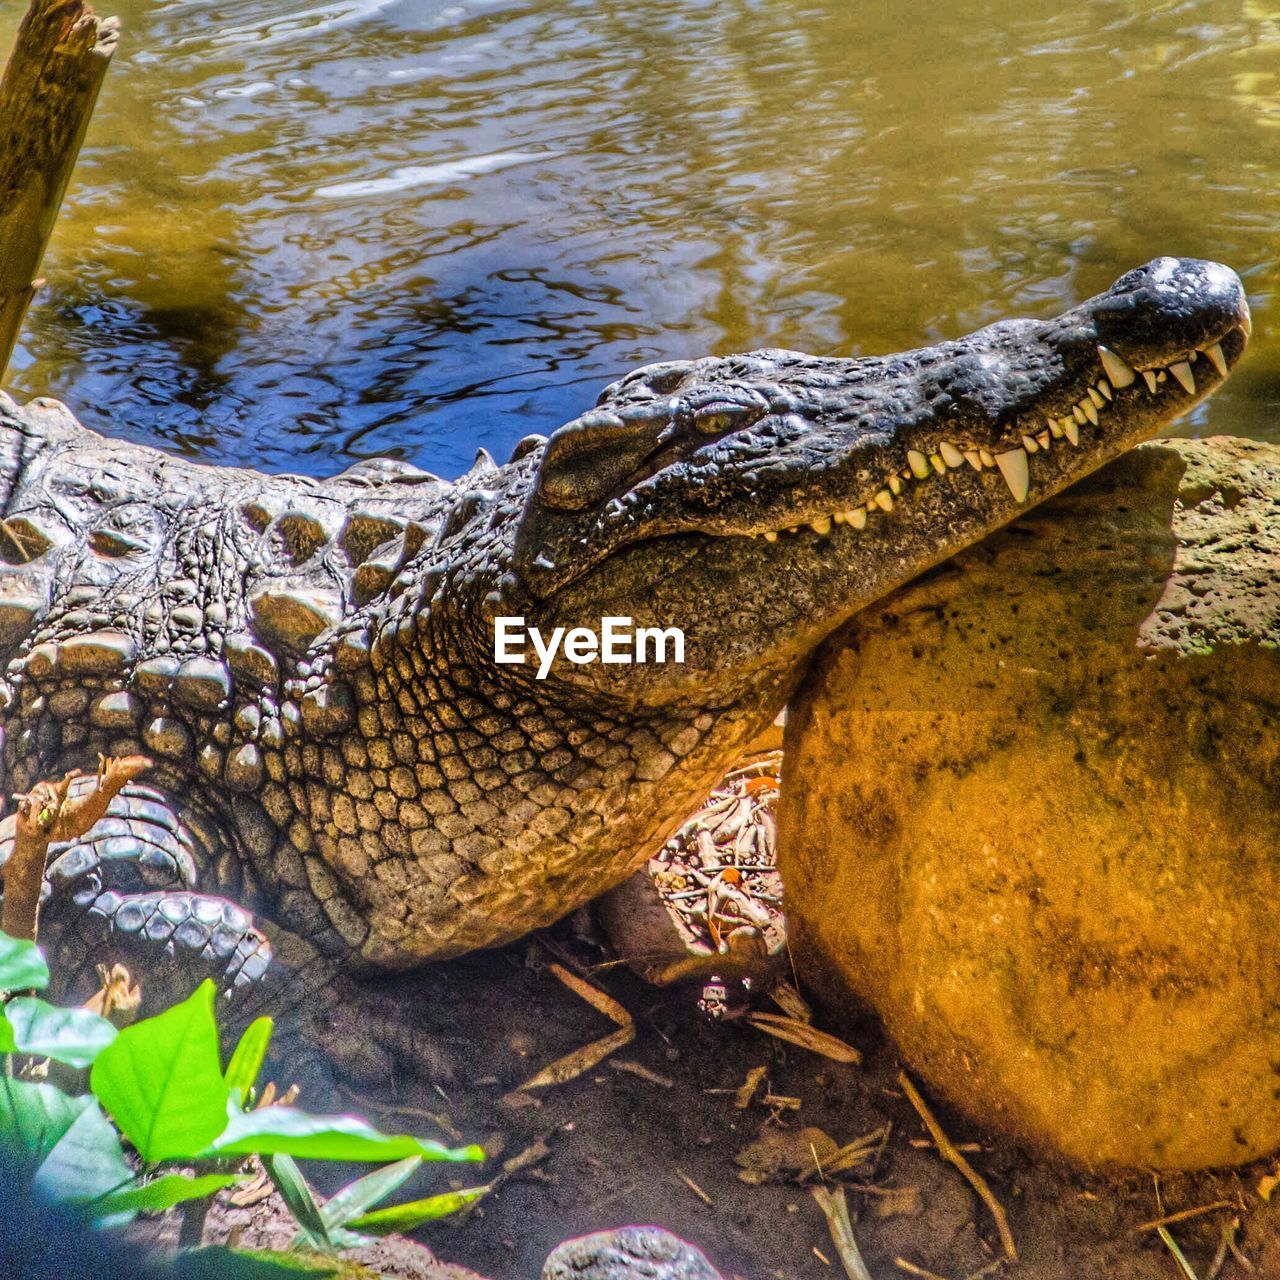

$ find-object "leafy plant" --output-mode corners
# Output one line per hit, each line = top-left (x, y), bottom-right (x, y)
(0, 932), (488, 1263)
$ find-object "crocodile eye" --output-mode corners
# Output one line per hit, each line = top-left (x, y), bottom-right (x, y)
(692, 402), (764, 435)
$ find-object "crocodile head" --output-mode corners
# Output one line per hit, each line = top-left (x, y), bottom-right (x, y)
(505, 256), (1250, 706)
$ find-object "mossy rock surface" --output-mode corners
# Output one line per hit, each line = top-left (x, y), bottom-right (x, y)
(779, 436), (1280, 1169)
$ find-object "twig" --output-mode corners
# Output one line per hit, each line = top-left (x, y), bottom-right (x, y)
(3, 755), (150, 941)
(1225, 1218), (1256, 1274)
(746, 1012), (861, 1064)
(83, 962), (140, 1027)
(608, 1059), (673, 1088)
(812, 1186), (873, 1280)
(677, 1169), (713, 1206)
(735, 1065), (767, 1109)
(1205, 1222), (1231, 1280)
(545, 962), (632, 1028)
(1134, 1201), (1235, 1234)
(507, 964), (635, 1097)
(898, 1071), (1017, 1263)
(894, 1261), (947, 1280)
(511, 1024), (634, 1095)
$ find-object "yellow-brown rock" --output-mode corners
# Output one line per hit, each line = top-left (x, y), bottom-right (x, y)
(779, 436), (1280, 1169)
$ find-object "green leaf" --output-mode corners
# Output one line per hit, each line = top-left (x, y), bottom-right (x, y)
(225, 1016), (273, 1098)
(172, 1246), (337, 1279)
(204, 1107), (485, 1164)
(321, 1155), (421, 1229)
(346, 1184), (489, 1234)
(266, 1153), (333, 1254)
(33, 1100), (133, 1207)
(291, 1154), (426, 1250)
(87, 1172), (245, 1217)
(90, 979), (231, 1163)
(0, 932), (49, 992)
(0, 1076), (91, 1163)
(3, 997), (118, 1068)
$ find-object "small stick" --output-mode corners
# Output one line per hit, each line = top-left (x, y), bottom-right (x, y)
(1205, 1225), (1230, 1280)
(747, 1012), (861, 1064)
(511, 1023), (634, 1095)
(83, 962), (140, 1026)
(898, 1071), (1017, 1263)
(677, 1169), (713, 1207)
(811, 1126), (892, 1179)
(1225, 1219), (1256, 1274)
(734, 1064), (767, 1109)
(812, 1185), (873, 1280)
(3, 755), (151, 941)
(894, 1261), (947, 1280)
(547, 962), (632, 1028)
(500, 1138), (552, 1180)
(608, 1059), (674, 1088)
(507, 964), (636, 1097)
(910, 1137), (982, 1153)
(1134, 1200), (1235, 1234)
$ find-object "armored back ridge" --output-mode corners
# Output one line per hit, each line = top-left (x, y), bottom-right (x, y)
(0, 258), (1250, 1005)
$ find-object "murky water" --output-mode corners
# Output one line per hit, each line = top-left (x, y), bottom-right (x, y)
(1, 0), (1277, 479)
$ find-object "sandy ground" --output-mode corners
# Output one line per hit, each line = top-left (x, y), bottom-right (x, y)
(176, 925), (1280, 1280)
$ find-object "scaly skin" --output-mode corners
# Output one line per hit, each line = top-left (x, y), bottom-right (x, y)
(0, 257), (1250, 1006)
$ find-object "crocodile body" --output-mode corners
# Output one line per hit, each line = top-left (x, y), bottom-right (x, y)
(0, 257), (1250, 1004)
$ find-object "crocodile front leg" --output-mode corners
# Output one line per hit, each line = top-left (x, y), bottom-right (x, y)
(0, 778), (330, 1014)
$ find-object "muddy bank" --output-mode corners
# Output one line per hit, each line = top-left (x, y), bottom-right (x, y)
(208, 929), (1280, 1280)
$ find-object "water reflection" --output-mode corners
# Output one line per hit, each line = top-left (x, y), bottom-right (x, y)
(0, 0), (1275, 479)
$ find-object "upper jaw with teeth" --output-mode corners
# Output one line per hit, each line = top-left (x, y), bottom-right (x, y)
(755, 333), (1240, 543)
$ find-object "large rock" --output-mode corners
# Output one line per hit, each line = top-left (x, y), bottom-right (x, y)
(779, 437), (1280, 1169)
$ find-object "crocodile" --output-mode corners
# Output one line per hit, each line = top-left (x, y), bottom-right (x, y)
(0, 256), (1250, 1007)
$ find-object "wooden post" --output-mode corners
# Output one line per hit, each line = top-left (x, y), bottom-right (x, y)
(0, 0), (118, 381)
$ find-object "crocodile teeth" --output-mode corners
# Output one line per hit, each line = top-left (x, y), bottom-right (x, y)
(849, 509), (867, 530)
(833, 511), (846, 525)
(1097, 345), (1136, 388)
(1097, 380), (1113, 401)
(1081, 398), (1099, 426)
(1072, 404), (1086, 424)
(979, 449), (996, 468)
(874, 490), (894, 512)
(1021, 434), (1038, 454)
(939, 441), (965, 468)
(763, 530), (777, 542)
(1035, 430), (1051, 448)
(1169, 360), (1195, 394)
(1204, 342), (1228, 377)
(1064, 420), (1080, 446)
(1142, 369), (1158, 393)
(907, 449), (931, 479)
(995, 449), (1030, 502)
(930, 455), (947, 475)
(810, 515), (832, 535)
(964, 450), (983, 471)
(1049, 420), (1064, 438)
(888, 475), (904, 496)
(1088, 387), (1105, 409)
(1058, 416), (1075, 436)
